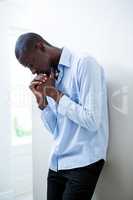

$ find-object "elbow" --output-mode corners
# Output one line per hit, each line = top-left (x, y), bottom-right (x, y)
(84, 113), (101, 132)
(93, 117), (101, 131)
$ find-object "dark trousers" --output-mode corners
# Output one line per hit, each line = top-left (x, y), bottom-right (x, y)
(47, 159), (105, 200)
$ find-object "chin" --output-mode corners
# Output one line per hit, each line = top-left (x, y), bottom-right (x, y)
(45, 68), (51, 77)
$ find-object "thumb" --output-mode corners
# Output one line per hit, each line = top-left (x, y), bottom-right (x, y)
(50, 68), (55, 80)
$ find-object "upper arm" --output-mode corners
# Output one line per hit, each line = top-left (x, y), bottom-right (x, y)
(77, 56), (103, 129)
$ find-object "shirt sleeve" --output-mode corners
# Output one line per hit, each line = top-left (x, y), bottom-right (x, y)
(57, 57), (104, 132)
(40, 102), (58, 138)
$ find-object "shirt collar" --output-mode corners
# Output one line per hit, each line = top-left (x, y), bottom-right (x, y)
(55, 46), (72, 86)
(58, 46), (72, 67)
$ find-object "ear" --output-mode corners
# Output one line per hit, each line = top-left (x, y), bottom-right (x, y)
(35, 42), (45, 52)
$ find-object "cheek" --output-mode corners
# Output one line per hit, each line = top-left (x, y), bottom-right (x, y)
(45, 58), (51, 66)
(44, 59), (51, 70)
(44, 54), (51, 65)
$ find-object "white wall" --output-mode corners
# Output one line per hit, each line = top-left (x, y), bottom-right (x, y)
(0, 3), (13, 199)
(0, 1), (33, 199)
(31, 0), (133, 199)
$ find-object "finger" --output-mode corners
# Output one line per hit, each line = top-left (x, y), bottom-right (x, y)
(50, 71), (55, 79)
(29, 81), (41, 91)
(34, 74), (48, 81)
(36, 85), (41, 90)
(30, 81), (41, 87)
(37, 74), (47, 79)
(29, 81), (48, 94)
(30, 80), (46, 87)
(37, 77), (48, 84)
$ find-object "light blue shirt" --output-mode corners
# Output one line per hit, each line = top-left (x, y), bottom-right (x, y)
(40, 47), (109, 172)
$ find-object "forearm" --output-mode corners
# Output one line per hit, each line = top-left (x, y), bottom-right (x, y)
(41, 105), (58, 139)
(56, 94), (101, 132)
(46, 87), (64, 104)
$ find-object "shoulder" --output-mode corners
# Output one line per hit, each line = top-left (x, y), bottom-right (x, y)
(76, 54), (103, 83)
(70, 50), (105, 83)
(78, 54), (102, 72)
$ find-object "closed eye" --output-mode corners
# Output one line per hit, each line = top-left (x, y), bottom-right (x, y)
(27, 64), (33, 69)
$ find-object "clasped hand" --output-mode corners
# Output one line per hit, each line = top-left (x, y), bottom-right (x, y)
(29, 70), (63, 109)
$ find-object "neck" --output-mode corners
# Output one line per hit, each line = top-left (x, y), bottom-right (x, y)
(53, 47), (62, 67)
(51, 47), (63, 79)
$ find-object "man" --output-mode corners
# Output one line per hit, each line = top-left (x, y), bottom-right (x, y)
(15, 32), (109, 200)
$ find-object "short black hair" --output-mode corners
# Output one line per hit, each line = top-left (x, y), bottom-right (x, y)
(15, 32), (52, 60)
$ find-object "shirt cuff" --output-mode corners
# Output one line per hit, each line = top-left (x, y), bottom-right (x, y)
(40, 96), (57, 115)
(40, 104), (51, 113)
(57, 94), (71, 116)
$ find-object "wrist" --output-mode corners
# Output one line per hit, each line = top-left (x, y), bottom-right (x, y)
(38, 105), (45, 110)
(45, 87), (64, 103)
(56, 91), (64, 103)
(38, 96), (48, 110)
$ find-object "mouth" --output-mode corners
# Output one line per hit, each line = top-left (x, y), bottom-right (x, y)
(36, 67), (52, 76)
(36, 71), (50, 77)
(36, 71), (42, 75)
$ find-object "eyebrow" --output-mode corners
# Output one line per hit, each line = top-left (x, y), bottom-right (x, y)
(18, 56), (25, 66)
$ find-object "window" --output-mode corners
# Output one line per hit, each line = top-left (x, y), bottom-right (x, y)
(9, 28), (33, 196)
(9, 28), (32, 146)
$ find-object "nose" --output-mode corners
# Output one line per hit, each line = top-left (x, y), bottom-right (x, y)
(31, 68), (37, 75)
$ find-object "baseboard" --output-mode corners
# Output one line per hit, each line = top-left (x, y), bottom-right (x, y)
(0, 190), (15, 200)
